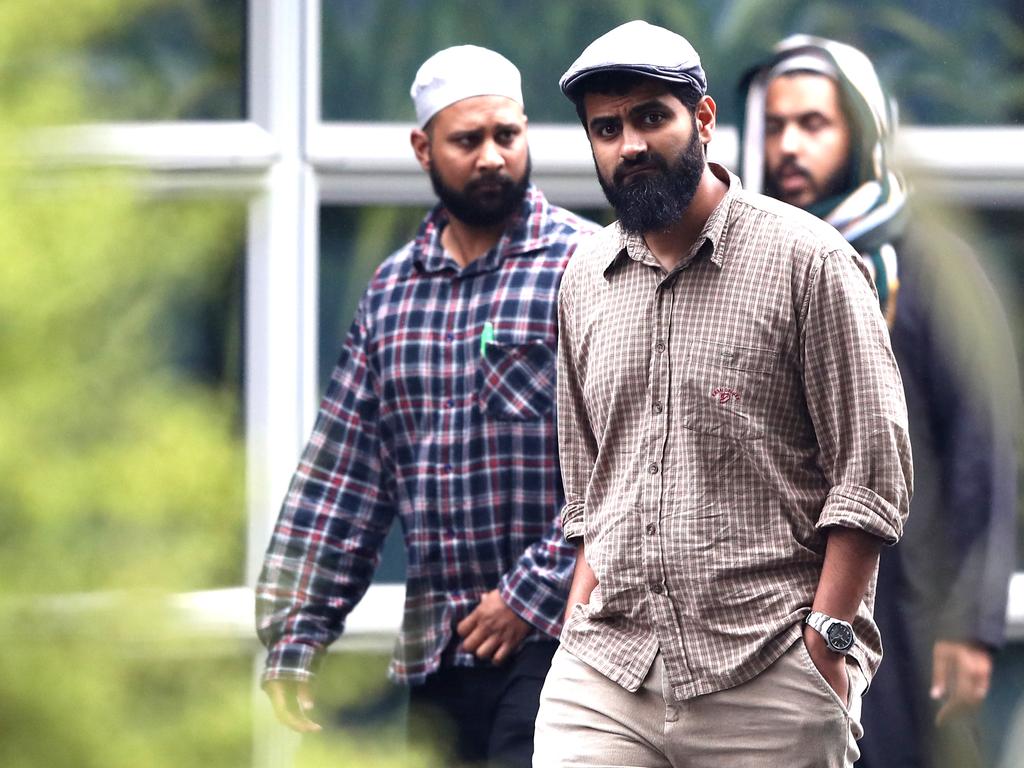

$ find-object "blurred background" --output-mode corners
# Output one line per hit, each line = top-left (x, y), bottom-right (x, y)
(2, 1), (1021, 766)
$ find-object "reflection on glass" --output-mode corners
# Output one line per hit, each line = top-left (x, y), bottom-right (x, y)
(76, 0), (245, 121)
(321, 0), (1024, 125)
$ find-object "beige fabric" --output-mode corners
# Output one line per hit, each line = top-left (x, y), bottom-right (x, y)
(534, 643), (865, 768)
(556, 165), (912, 700)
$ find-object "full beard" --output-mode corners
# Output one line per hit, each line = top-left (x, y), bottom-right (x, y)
(598, 128), (705, 235)
(430, 155), (532, 228)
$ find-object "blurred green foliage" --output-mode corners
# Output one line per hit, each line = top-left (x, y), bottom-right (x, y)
(0, 1), (252, 765)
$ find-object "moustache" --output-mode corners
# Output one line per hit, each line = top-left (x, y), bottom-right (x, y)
(772, 159), (811, 181)
(612, 153), (669, 187)
(466, 173), (515, 193)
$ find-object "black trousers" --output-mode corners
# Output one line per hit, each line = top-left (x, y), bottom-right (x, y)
(408, 639), (558, 768)
(857, 550), (986, 768)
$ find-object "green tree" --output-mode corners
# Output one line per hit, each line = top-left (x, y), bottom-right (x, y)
(0, 2), (252, 766)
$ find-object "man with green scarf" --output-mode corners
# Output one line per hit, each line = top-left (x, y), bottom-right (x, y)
(740, 35), (1019, 768)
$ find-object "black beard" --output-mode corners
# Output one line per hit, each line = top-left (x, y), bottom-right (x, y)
(597, 128), (705, 235)
(429, 155), (531, 228)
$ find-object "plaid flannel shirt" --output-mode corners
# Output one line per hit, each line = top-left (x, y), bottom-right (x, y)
(257, 186), (598, 685)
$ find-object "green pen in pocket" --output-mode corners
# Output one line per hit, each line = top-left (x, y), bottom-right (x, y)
(480, 321), (495, 356)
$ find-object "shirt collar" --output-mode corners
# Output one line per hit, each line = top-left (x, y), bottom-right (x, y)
(603, 163), (740, 278)
(405, 185), (555, 278)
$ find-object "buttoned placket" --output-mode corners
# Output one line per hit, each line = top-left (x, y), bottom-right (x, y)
(440, 274), (463, 549)
(641, 265), (696, 692)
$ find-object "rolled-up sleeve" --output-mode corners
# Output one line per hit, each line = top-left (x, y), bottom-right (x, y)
(801, 248), (913, 544)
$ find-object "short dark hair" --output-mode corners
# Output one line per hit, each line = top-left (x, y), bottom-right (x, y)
(569, 70), (702, 128)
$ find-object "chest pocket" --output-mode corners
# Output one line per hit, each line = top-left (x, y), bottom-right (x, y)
(476, 335), (556, 421)
(680, 340), (778, 440)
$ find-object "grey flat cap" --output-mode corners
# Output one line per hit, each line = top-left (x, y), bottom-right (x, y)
(559, 20), (707, 100)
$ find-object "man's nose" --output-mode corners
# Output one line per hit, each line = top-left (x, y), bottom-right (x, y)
(778, 123), (802, 155)
(620, 125), (647, 160)
(477, 139), (505, 171)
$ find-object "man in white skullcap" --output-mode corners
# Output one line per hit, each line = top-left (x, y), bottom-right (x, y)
(256, 44), (598, 767)
(533, 21), (912, 767)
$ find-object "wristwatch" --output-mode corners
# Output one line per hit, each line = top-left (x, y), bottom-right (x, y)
(805, 611), (856, 654)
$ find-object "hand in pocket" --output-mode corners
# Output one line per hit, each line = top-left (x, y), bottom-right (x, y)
(803, 624), (850, 706)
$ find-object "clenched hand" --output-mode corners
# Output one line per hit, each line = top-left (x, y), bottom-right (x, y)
(931, 640), (993, 725)
(456, 589), (530, 664)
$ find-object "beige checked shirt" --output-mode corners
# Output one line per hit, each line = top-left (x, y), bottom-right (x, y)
(557, 165), (912, 701)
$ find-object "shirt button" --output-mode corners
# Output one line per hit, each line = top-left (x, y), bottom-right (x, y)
(651, 583), (664, 595)
(652, 401), (663, 413)
(645, 523), (657, 535)
(648, 463), (659, 474)
(446, 333), (454, 341)
(446, 399), (454, 408)
(654, 341), (666, 353)
(443, 463), (452, 473)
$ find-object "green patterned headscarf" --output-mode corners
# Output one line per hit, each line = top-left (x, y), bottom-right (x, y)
(739, 35), (908, 325)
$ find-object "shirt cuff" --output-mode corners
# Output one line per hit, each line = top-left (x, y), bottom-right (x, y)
(815, 485), (904, 545)
(560, 499), (585, 541)
(498, 574), (562, 639)
(261, 640), (323, 685)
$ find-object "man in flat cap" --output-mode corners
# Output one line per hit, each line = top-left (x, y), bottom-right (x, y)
(533, 21), (912, 767)
(256, 44), (597, 767)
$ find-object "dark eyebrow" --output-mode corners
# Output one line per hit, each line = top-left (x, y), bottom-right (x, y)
(765, 109), (828, 122)
(588, 115), (619, 134)
(627, 98), (674, 118)
(448, 128), (484, 141)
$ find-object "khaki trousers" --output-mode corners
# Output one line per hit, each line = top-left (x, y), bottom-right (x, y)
(533, 641), (864, 768)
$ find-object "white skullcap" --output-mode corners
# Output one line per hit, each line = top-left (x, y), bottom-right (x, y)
(410, 45), (524, 128)
(559, 20), (707, 101)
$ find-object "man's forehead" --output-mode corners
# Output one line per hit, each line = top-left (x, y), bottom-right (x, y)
(432, 95), (526, 131)
(765, 72), (843, 115)
(583, 80), (683, 116)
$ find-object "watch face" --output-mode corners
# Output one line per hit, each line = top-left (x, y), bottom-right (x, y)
(826, 623), (855, 651)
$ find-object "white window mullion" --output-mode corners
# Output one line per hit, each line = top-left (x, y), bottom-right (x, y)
(246, 2), (318, 768)
(245, 0), (318, 588)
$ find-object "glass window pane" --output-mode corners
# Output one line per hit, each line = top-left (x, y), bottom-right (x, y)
(321, 0), (1024, 125)
(73, 0), (245, 121)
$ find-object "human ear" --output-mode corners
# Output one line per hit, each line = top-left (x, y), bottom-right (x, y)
(410, 128), (431, 172)
(695, 95), (717, 140)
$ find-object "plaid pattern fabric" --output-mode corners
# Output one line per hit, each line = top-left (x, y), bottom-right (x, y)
(557, 165), (912, 701)
(257, 186), (599, 685)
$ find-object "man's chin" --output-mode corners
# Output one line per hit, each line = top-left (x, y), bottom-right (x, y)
(774, 186), (815, 210)
(768, 175), (822, 210)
